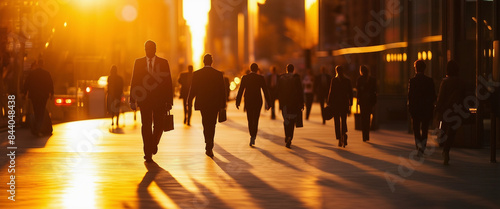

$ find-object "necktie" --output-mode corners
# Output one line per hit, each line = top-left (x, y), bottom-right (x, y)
(148, 58), (152, 73)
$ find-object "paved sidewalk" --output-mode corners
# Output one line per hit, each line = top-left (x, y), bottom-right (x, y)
(1, 99), (499, 209)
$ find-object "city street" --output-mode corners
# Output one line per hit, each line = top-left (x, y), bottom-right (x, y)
(1, 99), (499, 209)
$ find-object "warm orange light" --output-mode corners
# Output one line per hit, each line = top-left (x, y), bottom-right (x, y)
(183, 0), (211, 69)
(64, 22), (67, 27)
(45, 42), (49, 48)
(121, 5), (137, 22)
(86, 87), (91, 93)
(234, 77), (241, 84)
(65, 99), (73, 104)
(55, 98), (63, 104)
(304, 0), (318, 48)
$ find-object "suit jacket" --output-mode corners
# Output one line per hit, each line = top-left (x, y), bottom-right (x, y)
(314, 73), (332, 100)
(23, 68), (54, 100)
(328, 76), (353, 114)
(408, 73), (436, 120)
(188, 66), (226, 111)
(356, 75), (377, 106)
(235, 72), (272, 110)
(435, 76), (466, 121)
(130, 56), (173, 107)
(266, 73), (279, 97)
(277, 73), (304, 114)
(178, 71), (193, 99)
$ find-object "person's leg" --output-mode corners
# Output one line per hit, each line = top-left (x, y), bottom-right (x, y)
(334, 115), (341, 139)
(187, 99), (192, 125)
(341, 112), (348, 144)
(421, 118), (431, 152)
(201, 109), (218, 156)
(271, 97), (276, 119)
(31, 97), (47, 135)
(182, 98), (188, 124)
(305, 93), (313, 120)
(247, 108), (260, 138)
(412, 118), (422, 150)
(140, 105), (153, 160)
(360, 105), (370, 141)
(152, 104), (165, 154)
(319, 97), (326, 124)
(442, 122), (457, 164)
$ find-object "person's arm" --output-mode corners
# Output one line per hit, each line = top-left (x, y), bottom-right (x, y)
(220, 73), (227, 108)
(296, 75), (304, 109)
(261, 75), (272, 110)
(48, 72), (54, 100)
(163, 60), (173, 110)
(327, 78), (334, 106)
(348, 80), (353, 107)
(129, 59), (139, 110)
(235, 75), (245, 109)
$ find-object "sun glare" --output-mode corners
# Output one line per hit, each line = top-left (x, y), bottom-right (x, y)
(305, 0), (318, 48)
(183, 0), (211, 69)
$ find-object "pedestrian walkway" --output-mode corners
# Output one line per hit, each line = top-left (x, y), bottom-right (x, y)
(1, 99), (499, 209)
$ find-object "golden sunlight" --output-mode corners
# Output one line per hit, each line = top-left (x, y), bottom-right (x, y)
(183, 0), (211, 69)
(304, 0), (318, 48)
(247, 0), (266, 62)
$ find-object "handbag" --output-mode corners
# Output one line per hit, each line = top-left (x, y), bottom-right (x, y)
(218, 108), (227, 123)
(322, 105), (334, 120)
(295, 110), (303, 128)
(163, 111), (174, 132)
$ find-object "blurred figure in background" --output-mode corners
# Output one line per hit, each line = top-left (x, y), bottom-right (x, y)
(266, 66), (279, 119)
(22, 60), (54, 137)
(302, 69), (315, 120)
(435, 60), (466, 165)
(315, 66), (332, 124)
(328, 65), (353, 147)
(356, 65), (377, 142)
(278, 64), (304, 148)
(236, 63), (272, 146)
(107, 65), (124, 128)
(408, 60), (436, 157)
(178, 65), (194, 125)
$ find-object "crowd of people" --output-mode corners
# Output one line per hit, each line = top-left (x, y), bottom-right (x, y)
(21, 40), (466, 166)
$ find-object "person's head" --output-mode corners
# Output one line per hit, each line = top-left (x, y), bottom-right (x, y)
(110, 65), (117, 75)
(37, 59), (44, 68)
(286, 64), (294, 73)
(188, 65), (193, 73)
(359, 65), (369, 76)
(414, 60), (426, 73)
(335, 65), (344, 77)
(270, 66), (277, 74)
(250, 63), (259, 73)
(203, 54), (213, 66)
(30, 61), (37, 70)
(144, 40), (156, 58)
(446, 60), (459, 77)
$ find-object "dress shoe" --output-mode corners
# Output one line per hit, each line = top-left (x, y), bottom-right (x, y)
(153, 146), (158, 155)
(183, 118), (187, 124)
(205, 150), (214, 158)
(285, 137), (291, 148)
(250, 137), (256, 146)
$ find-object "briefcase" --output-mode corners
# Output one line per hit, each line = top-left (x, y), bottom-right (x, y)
(295, 110), (303, 128)
(163, 111), (174, 132)
(322, 105), (334, 120)
(218, 108), (227, 123)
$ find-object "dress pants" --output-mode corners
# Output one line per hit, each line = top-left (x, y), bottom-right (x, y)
(304, 93), (314, 120)
(333, 113), (347, 139)
(201, 109), (219, 151)
(31, 97), (48, 134)
(318, 96), (326, 123)
(360, 105), (373, 141)
(412, 117), (430, 151)
(441, 121), (458, 153)
(182, 98), (192, 124)
(140, 104), (165, 159)
(246, 108), (261, 138)
(282, 110), (297, 140)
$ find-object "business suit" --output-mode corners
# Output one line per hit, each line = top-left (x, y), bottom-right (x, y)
(277, 73), (304, 145)
(22, 67), (54, 136)
(315, 73), (331, 123)
(178, 71), (193, 125)
(328, 76), (353, 142)
(236, 72), (272, 142)
(130, 56), (173, 160)
(266, 72), (279, 119)
(408, 73), (436, 153)
(188, 66), (226, 156)
(435, 76), (466, 161)
(356, 75), (377, 141)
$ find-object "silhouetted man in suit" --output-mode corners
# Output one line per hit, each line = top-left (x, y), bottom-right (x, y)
(130, 40), (173, 162)
(408, 60), (436, 156)
(356, 65), (377, 142)
(435, 60), (466, 165)
(188, 54), (226, 158)
(22, 60), (54, 137)
(278, 64), (304, 148)
(178, 65), (193, 125)
(315, 66), (332, 124)
(328, 65), (353, 147)
(236, 63), (272, 146)
(266, 66), (279, 119)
